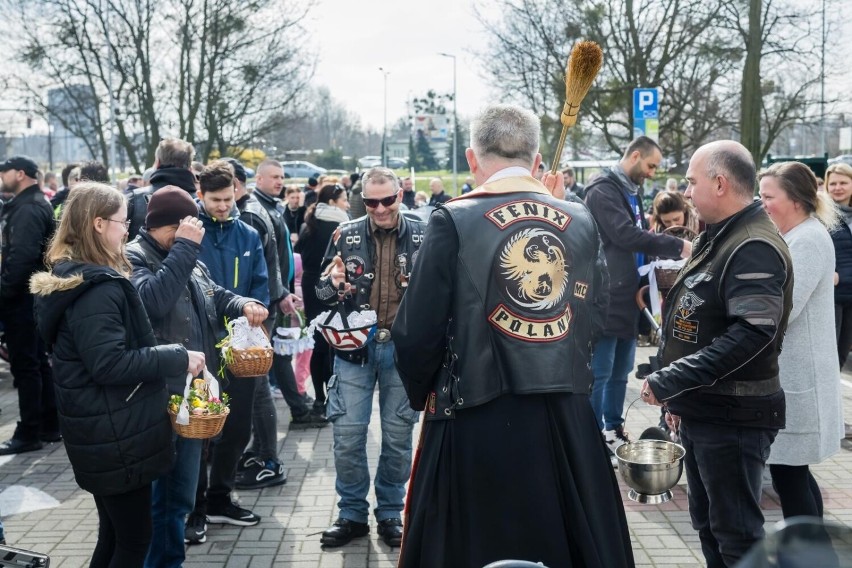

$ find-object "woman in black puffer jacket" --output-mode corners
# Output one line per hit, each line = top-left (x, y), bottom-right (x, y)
(827, 162), (852, 369)
(31, 183), (205, 568)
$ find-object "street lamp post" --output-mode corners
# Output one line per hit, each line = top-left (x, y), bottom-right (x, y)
(379, 67), (389, 168)
(439, 52), (457, 195)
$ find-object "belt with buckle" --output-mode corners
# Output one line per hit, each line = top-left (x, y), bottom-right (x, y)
(376, 328), (392, 343)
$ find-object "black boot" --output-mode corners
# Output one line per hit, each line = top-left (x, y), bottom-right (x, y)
(320, 518), (369, 547)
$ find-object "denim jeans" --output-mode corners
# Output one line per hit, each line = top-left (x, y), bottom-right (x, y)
(680, 419), (777, 568)
(145, 434), (202, 568)
(249, 375), (279, 461)
(589, 335), (636, 431)
(327, 340), (418, 523)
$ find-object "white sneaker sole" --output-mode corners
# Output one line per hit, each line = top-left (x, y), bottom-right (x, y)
(206, 514), (259, 526)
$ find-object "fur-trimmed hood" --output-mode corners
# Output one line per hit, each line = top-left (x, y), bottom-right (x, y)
(31, 261), (127, 345)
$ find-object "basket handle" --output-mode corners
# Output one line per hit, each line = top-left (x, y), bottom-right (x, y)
(323, 283), (354, 328)
(175, 373), (194, 426)
(662, 225), (697, 241)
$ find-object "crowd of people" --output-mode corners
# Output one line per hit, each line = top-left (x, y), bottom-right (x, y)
(0, 99), (848, 568)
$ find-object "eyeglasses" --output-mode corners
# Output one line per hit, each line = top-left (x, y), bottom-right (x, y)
(363, 194), (399, 208)
(106, 218), (131, 229)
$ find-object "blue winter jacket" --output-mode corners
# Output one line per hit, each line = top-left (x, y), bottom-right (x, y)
(197, 202), (270, 305)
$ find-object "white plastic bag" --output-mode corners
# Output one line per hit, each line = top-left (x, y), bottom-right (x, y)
(175, 368), (222, 426)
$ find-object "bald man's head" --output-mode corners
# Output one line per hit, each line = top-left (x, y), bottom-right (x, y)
(698, 141), (756, 199)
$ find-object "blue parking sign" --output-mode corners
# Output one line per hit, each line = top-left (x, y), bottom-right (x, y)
(633, 88), (659, 119)
(633, 88), (660, 141)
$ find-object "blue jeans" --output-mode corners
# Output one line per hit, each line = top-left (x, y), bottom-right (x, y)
(589, 336), (636, 430)
(327, 340), (418, 524)
(144, 435), (202, 568)
(680, 419), (776, 568)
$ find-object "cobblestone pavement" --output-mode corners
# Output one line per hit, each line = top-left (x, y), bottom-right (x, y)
(0, 345), (851, 567)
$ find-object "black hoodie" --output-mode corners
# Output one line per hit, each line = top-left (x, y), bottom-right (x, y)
(31, 261), (186, 496)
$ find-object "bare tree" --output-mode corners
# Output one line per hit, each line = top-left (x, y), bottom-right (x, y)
(721, 0), (822, 163)
(4, 0), (314, 170)
(476, 0), (823, 167)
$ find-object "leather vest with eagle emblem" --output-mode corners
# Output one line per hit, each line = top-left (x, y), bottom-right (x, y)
(433, 184), (608, 416)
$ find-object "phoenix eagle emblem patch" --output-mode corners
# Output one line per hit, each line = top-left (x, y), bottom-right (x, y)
(499, 227), (570, 310)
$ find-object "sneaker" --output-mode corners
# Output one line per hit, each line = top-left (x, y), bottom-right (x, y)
(270, 386), (284, 400)
(237, 452), (262, 473)
(206, 501), (260, 526)
(184, 511), (207, 544)
(236, 459), (287, 490)
(290, 410), (329, 430)
(604, 426), (631, 467)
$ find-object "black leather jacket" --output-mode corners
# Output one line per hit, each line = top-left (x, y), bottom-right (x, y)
(126, 231), (251, 393)
(316, 213), (426, 362)
(238, 194), (287, 308)
(1, 184), (55, 300)
(392, 176), (609, 416)
(647, 202), (792, 427)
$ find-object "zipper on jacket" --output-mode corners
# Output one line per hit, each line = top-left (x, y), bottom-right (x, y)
(234, 256), (239, 289)
(126, 382), (142, 402)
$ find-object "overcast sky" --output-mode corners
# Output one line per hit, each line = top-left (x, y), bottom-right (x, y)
(307, 0), (493, 130)
(308, 0), (851, 132)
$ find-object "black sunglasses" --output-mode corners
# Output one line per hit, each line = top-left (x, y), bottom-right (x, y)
(363, 193), (399, 208)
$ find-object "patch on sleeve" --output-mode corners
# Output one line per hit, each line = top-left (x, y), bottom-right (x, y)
(734, 272), (774, 280)
(728, 294), (782, 327)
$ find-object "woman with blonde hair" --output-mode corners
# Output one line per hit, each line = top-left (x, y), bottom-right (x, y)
(827, 162), (852, 369)
(758, 161), (842, 518)
(30, 182), (205, 567)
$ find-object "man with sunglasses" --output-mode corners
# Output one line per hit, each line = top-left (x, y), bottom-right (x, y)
(314, 167), (426, 548)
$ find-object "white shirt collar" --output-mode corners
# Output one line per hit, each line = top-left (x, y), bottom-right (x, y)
(484, 166), (534, 184)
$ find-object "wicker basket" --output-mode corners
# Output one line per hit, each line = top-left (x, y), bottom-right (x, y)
(654, 266), (681, 292)
(226, 345), (274, 377)
(654, 225), (696, 294)
(169, 408), (229, 439)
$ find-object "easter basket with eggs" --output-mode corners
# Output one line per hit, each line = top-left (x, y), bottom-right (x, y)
(216, 316), (274, 377)
(168, 369), (230, 439)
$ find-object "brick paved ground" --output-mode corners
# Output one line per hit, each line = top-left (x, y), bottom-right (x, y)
(0, 344), (851, 567)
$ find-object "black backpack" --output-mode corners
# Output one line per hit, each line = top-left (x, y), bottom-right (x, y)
(126, 185), (153, 240)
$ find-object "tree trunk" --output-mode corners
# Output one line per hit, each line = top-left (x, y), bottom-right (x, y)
(740, 0), (763, 166)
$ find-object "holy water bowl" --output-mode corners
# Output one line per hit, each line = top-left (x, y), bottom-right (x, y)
(615, 439), (685, 504)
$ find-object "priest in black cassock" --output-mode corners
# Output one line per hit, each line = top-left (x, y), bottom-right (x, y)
(392, 103), (635, 568)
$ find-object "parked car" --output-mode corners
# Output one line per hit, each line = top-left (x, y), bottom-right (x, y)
(829, 155), (852, 167)
(387, 157), (409, 169)
(357, 156), (382, 168)
(282, 160), (326, 179)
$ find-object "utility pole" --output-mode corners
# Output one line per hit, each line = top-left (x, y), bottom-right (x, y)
(439, 52), (458, 194)
(379, 67), (389, 168)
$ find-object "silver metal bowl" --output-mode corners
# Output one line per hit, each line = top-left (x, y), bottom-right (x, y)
(616, 440), (685, 504)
